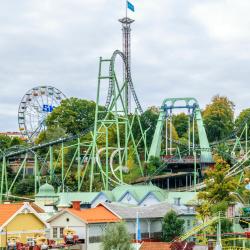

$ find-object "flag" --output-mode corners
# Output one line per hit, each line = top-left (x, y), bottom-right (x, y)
(136, 213), (141, 241)
(127, 1), (135, 12)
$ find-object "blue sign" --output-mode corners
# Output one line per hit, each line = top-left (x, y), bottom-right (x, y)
(43, 104), (55, 112)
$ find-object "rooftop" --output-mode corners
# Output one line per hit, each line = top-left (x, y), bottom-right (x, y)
(101, 201), (193, 220)
(67, 205), (121, 223)
(140, 242), (171, 250)
(0, 202), (44, 227)
(0, 203), (23, 226)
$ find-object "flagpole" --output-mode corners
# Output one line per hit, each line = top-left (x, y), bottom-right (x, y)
(125, 0), (127, 18)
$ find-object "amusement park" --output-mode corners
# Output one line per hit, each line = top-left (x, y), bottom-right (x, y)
(1, 1), (250, 250)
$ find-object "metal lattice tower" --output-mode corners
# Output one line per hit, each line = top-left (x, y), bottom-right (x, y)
(119, 17), (134, 114)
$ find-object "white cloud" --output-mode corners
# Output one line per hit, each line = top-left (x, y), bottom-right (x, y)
(191, 0), (250, 41)
(0, 0), (250, 132)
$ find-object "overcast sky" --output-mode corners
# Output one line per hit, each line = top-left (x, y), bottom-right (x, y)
(1, 0), (250, 132)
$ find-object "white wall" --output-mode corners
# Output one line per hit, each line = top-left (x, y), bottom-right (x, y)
(49, 212), (86, 239)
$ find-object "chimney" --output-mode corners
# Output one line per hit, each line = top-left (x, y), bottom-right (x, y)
(72, 201), (81, 211)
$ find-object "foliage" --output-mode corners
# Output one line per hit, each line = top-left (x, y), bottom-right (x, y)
(101, 222), (132, 250)
(35, 127), (66, 144)
(162, 210), (185, 242)
(203, 95), (234, 142)
(218, 218), (233, 234)
(197, 157), (238, 216)
(145, 156), (162, 176)
(132, 106), (159, 148)
(0, 135), (25, 152)
(46, 98), (104, 135)
(172, 113), (189, 138)
(214, 143), (232, 163)
(13, 177), (35, 195)
(235, 108), (250, 136)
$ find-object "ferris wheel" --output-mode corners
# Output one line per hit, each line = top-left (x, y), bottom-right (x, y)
(18, 86), (66, 141)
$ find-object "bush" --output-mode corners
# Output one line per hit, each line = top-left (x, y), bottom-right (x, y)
(101, 222), (133, 250)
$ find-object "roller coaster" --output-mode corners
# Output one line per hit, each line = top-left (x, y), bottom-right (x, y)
(1, 49), (250, 202)
(0, 49), (150, 201)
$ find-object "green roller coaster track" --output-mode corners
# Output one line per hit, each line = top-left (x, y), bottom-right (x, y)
(0, 50), (149, 202)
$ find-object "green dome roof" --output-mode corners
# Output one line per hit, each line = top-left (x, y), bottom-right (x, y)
(36, 183), (57, 197)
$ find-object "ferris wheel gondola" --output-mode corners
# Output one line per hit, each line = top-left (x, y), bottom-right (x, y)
(18, 86), (66, 142)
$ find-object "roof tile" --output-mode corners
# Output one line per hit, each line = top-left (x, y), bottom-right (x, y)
(0, 203), (23, 226)
(140, 242), (171, 250)
(67, 205), (120, 223)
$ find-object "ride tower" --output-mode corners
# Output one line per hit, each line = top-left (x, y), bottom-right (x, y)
(119, 17), (134, 114)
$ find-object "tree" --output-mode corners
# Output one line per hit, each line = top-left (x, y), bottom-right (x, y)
(203, 95), (234, 142)
(197, 157), (238, 216)
(235, 108), (250, 136)
(172, 113), (189, 138)
(0, 135), (25, 152)
(46, 98), (104, 135)
(145, 156), (163, 176)
(132, 106), (160, 148)
(35, 127), (66, 144)
(162, 210), (185, 242)
(101, 222), (132, 250)
(13, 177), (35, 195)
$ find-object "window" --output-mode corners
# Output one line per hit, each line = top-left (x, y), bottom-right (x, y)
(59, 228), (64, 238)
(53, 228), (58, 238)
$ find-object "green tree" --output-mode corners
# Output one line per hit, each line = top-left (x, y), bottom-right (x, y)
(203, 95), (234, 142)
(35, 127), (66, 144)
(162, 210), (185, 242)
(197, 157), (238, 216)
(0, 135), (25, 152)
(172, 113), (189, 138)
(0, 135), (11, 151)
(46, 98), (104, 135)
(101, 222), (132, 250)
(145, 156), (163, 176)
(235, 108), (250, 136)
(132, 106), (159, 148)
(13, 177), (35, 195)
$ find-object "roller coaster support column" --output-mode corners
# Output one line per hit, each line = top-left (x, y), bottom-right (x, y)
(77, 138), (81, 191)
(0, 155), (6, 203)
(34, 154), (38, 194)
(105, 126), (109, 190)
(194, 150), (197, 192)
(246, 123), (248, 154)
(49, 146), (54, 182)
(90, 57), (102, 192)
(215, 212), (222, 250)
(148, 97), (213, 163)
(61, 143), (64, 192)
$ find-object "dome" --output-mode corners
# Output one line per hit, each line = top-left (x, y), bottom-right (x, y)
(36, 183), (57, 197)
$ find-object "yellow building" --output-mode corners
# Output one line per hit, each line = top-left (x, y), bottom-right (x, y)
(0, 202), (49, 247)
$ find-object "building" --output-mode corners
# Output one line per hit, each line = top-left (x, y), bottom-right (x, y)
(35, 182), (59, 211)
(0, 202), (49, 248)
(49, 184), (169, 209)
(0, 132), (26, 140)
(47, 202), (120, 250)
(101, 200), (196, 241)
